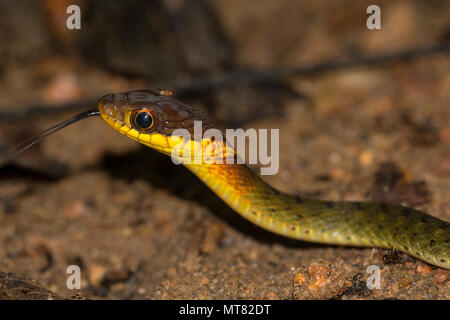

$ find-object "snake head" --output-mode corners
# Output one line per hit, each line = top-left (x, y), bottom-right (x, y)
(97, 89), (222, 160)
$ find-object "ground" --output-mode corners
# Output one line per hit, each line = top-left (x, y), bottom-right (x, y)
(0, 0), (448, 299)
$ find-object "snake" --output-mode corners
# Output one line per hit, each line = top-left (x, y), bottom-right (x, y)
(10, 89), (450, 269)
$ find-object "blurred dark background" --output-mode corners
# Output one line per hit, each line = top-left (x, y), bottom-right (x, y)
(0, 0), (449, 125)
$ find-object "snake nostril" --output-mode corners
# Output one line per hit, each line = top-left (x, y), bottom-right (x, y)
(104, 105), (116, 117)
(98, 95), (117, 118)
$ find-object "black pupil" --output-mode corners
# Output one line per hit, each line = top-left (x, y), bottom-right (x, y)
(135, 112), (153, 129)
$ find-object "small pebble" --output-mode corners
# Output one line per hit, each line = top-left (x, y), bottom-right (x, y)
(433, 269), (449, 284)
(359, 150), (374, 167)
(416, 265), (431, 274)
(89, 264), (107, 286)
(293, 272), (306, 286)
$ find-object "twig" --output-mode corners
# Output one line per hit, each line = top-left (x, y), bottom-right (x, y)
(174, 44), (450, 94)
(0, 44), (448, 122)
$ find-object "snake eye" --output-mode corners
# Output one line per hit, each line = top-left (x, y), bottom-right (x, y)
(131, 109), (157, 132)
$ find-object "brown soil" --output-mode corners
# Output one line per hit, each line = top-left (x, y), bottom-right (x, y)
(0, 0), (448, 299)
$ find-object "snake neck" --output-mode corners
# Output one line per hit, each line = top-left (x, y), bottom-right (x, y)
(184, 162), (307, 231)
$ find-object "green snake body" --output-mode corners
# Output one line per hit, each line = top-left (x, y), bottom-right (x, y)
(187, 162), (450, 269)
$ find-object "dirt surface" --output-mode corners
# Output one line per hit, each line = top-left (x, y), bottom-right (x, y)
(0, 1), (449, 299)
